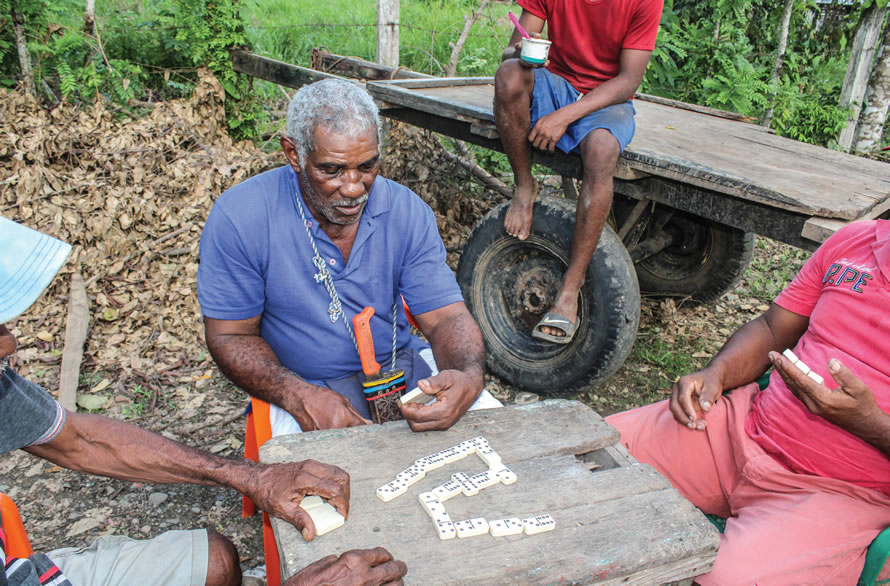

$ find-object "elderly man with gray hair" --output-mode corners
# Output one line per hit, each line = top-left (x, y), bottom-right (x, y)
(198, 79), (499, 438)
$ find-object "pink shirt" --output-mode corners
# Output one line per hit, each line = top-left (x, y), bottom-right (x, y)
(746, 220), (890, 495)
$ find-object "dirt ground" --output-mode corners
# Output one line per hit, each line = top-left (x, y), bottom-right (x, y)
(0, 75), (819, 579)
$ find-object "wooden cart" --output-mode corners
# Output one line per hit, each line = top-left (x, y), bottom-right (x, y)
(233, 50), (890, 392)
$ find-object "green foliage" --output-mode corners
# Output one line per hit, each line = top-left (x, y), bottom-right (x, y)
(161, 0), (264, 139)
(243, 0), (510, 77)
(32, 28), (148, 104)
(768, 52), (849, 145)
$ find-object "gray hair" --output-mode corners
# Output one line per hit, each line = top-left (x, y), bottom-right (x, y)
(286, 78), (380, 165)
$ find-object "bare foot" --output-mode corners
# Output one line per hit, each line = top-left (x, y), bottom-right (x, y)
(504, 182), (538, 240)
(538, 290), (579, 338)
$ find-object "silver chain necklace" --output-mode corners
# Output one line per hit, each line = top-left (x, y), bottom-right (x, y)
(294, 190), (398, 371)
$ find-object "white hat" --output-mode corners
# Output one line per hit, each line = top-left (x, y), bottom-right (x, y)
(0, 217), (71, 323)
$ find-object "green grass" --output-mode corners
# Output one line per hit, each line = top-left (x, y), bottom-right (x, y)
(242, 0), (513, 77)
(736, 237), (811, 302)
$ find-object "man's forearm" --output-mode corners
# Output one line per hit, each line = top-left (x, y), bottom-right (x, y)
(425, 311), (485, 384)
(558, 75), (640, 125)
(27, 412), (258, 495)
(707, 306), (808, 390)
(207, 332), (319, 416)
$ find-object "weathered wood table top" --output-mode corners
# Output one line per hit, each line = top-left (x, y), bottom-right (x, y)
(259, 400), (720, 584)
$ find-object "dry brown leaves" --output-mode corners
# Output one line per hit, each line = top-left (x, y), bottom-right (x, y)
(0, 69), (280, 401)
(0, 75), (486, 409)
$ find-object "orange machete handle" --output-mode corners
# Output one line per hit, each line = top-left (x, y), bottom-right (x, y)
(353, 306), (381, 377)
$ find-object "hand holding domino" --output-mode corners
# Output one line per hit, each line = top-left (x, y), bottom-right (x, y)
(779, 348), (824, 384)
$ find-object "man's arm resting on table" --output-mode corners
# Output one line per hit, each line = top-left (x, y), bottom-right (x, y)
(25, 411), (350, 539)
(204, 315), (369, 431)
(400, 302), (485, 432)
(671, 304), (810, 429)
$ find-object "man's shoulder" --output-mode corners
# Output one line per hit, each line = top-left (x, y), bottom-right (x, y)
(371, 176), (433, 216)
(823, 220), (879, 248)
(216, 166), (292, 207)
(208, 166), (292, 228)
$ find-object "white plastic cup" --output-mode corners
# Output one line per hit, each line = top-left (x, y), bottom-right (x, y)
(520, 38), (551, 65)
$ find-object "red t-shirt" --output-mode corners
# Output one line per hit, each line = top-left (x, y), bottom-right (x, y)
(517, 0), (663, 94)
(746, 220), (890, 495)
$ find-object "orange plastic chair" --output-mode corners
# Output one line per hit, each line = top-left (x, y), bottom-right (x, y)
(242, 397), (281, 586)
(1, 493), (34, 559)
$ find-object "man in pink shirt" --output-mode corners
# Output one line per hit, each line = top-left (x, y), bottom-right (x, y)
(607, 219), (890, 584)
(493, 0), (663, 343)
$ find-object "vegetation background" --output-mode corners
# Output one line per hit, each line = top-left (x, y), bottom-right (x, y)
(2, 0), (887, 147)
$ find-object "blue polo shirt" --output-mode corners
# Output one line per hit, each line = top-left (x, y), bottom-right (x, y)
(197, 166), (464, 385)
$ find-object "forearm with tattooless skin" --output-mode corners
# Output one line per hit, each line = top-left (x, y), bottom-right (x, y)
(706, 305), (809, 391)
(424, 310), (485, 385)
(207, 332), (321, 415)
(26, 412), (259, 495)
(855, 410), (890, 458)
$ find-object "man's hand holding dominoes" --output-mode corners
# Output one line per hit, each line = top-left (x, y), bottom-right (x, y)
(770, 352), (886, 438)
(399, 369), (482, 432)
(246, 459), (350, 541)
(669, 367), (726, 431)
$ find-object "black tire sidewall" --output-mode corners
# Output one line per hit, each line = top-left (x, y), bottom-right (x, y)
(457, 197), (641, 394)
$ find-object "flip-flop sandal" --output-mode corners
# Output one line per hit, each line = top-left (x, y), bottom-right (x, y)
(531, 312), (577, 345)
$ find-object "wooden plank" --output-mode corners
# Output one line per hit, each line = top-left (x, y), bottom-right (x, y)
(635, 92), (761, 126)
(260, 400), (619, 481)
(231, 49), (340, 90)
(801, 216), (853, 243)
(366, 80), (890, 221)
(311, 50), (431, 80)
(266, 455), (718, 583)
(58, 271), (89, 411)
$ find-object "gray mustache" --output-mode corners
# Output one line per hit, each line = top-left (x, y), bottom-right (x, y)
(332, 194), (369, 208)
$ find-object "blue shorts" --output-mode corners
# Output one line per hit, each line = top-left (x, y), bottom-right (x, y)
(530, 68), (636, 155)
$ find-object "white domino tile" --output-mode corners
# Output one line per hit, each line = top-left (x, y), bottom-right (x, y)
(522, 514), (556, 535)
(306, 502), (345, 536)
(808, 370), (825, 385)
(432, 479), (463, 502)
(476, 444), (502, 468)
(418, 492), (447, 518)
(396, 466), (426, 487)
(452, 472), (479, 496)
(298, 495), (324, 511)
(782, 349), (800, 364)
(467, 436), (489, 447)
(489, 518), (524, 537)
(796, 362), (811, 375)
(400, 387), (434, 405)
(435, 519), (456, 540)
(455, 517), (490, 538)
(492, 466), (518, 485)
(376, 480), (407, 502)
(469, 470), (499, 491)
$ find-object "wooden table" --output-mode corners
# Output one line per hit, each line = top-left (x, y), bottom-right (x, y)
(259, 400), (720, 584)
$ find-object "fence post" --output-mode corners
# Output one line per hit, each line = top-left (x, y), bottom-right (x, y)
(377, 0), (400, 68)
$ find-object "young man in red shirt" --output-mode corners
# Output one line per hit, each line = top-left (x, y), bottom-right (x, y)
(608, 219), (890, 584)
(494, 0), (663, 343)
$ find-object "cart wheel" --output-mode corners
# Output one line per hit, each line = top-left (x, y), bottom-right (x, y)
(633, 211), (754, 303)
(456, 197), (640, 394)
